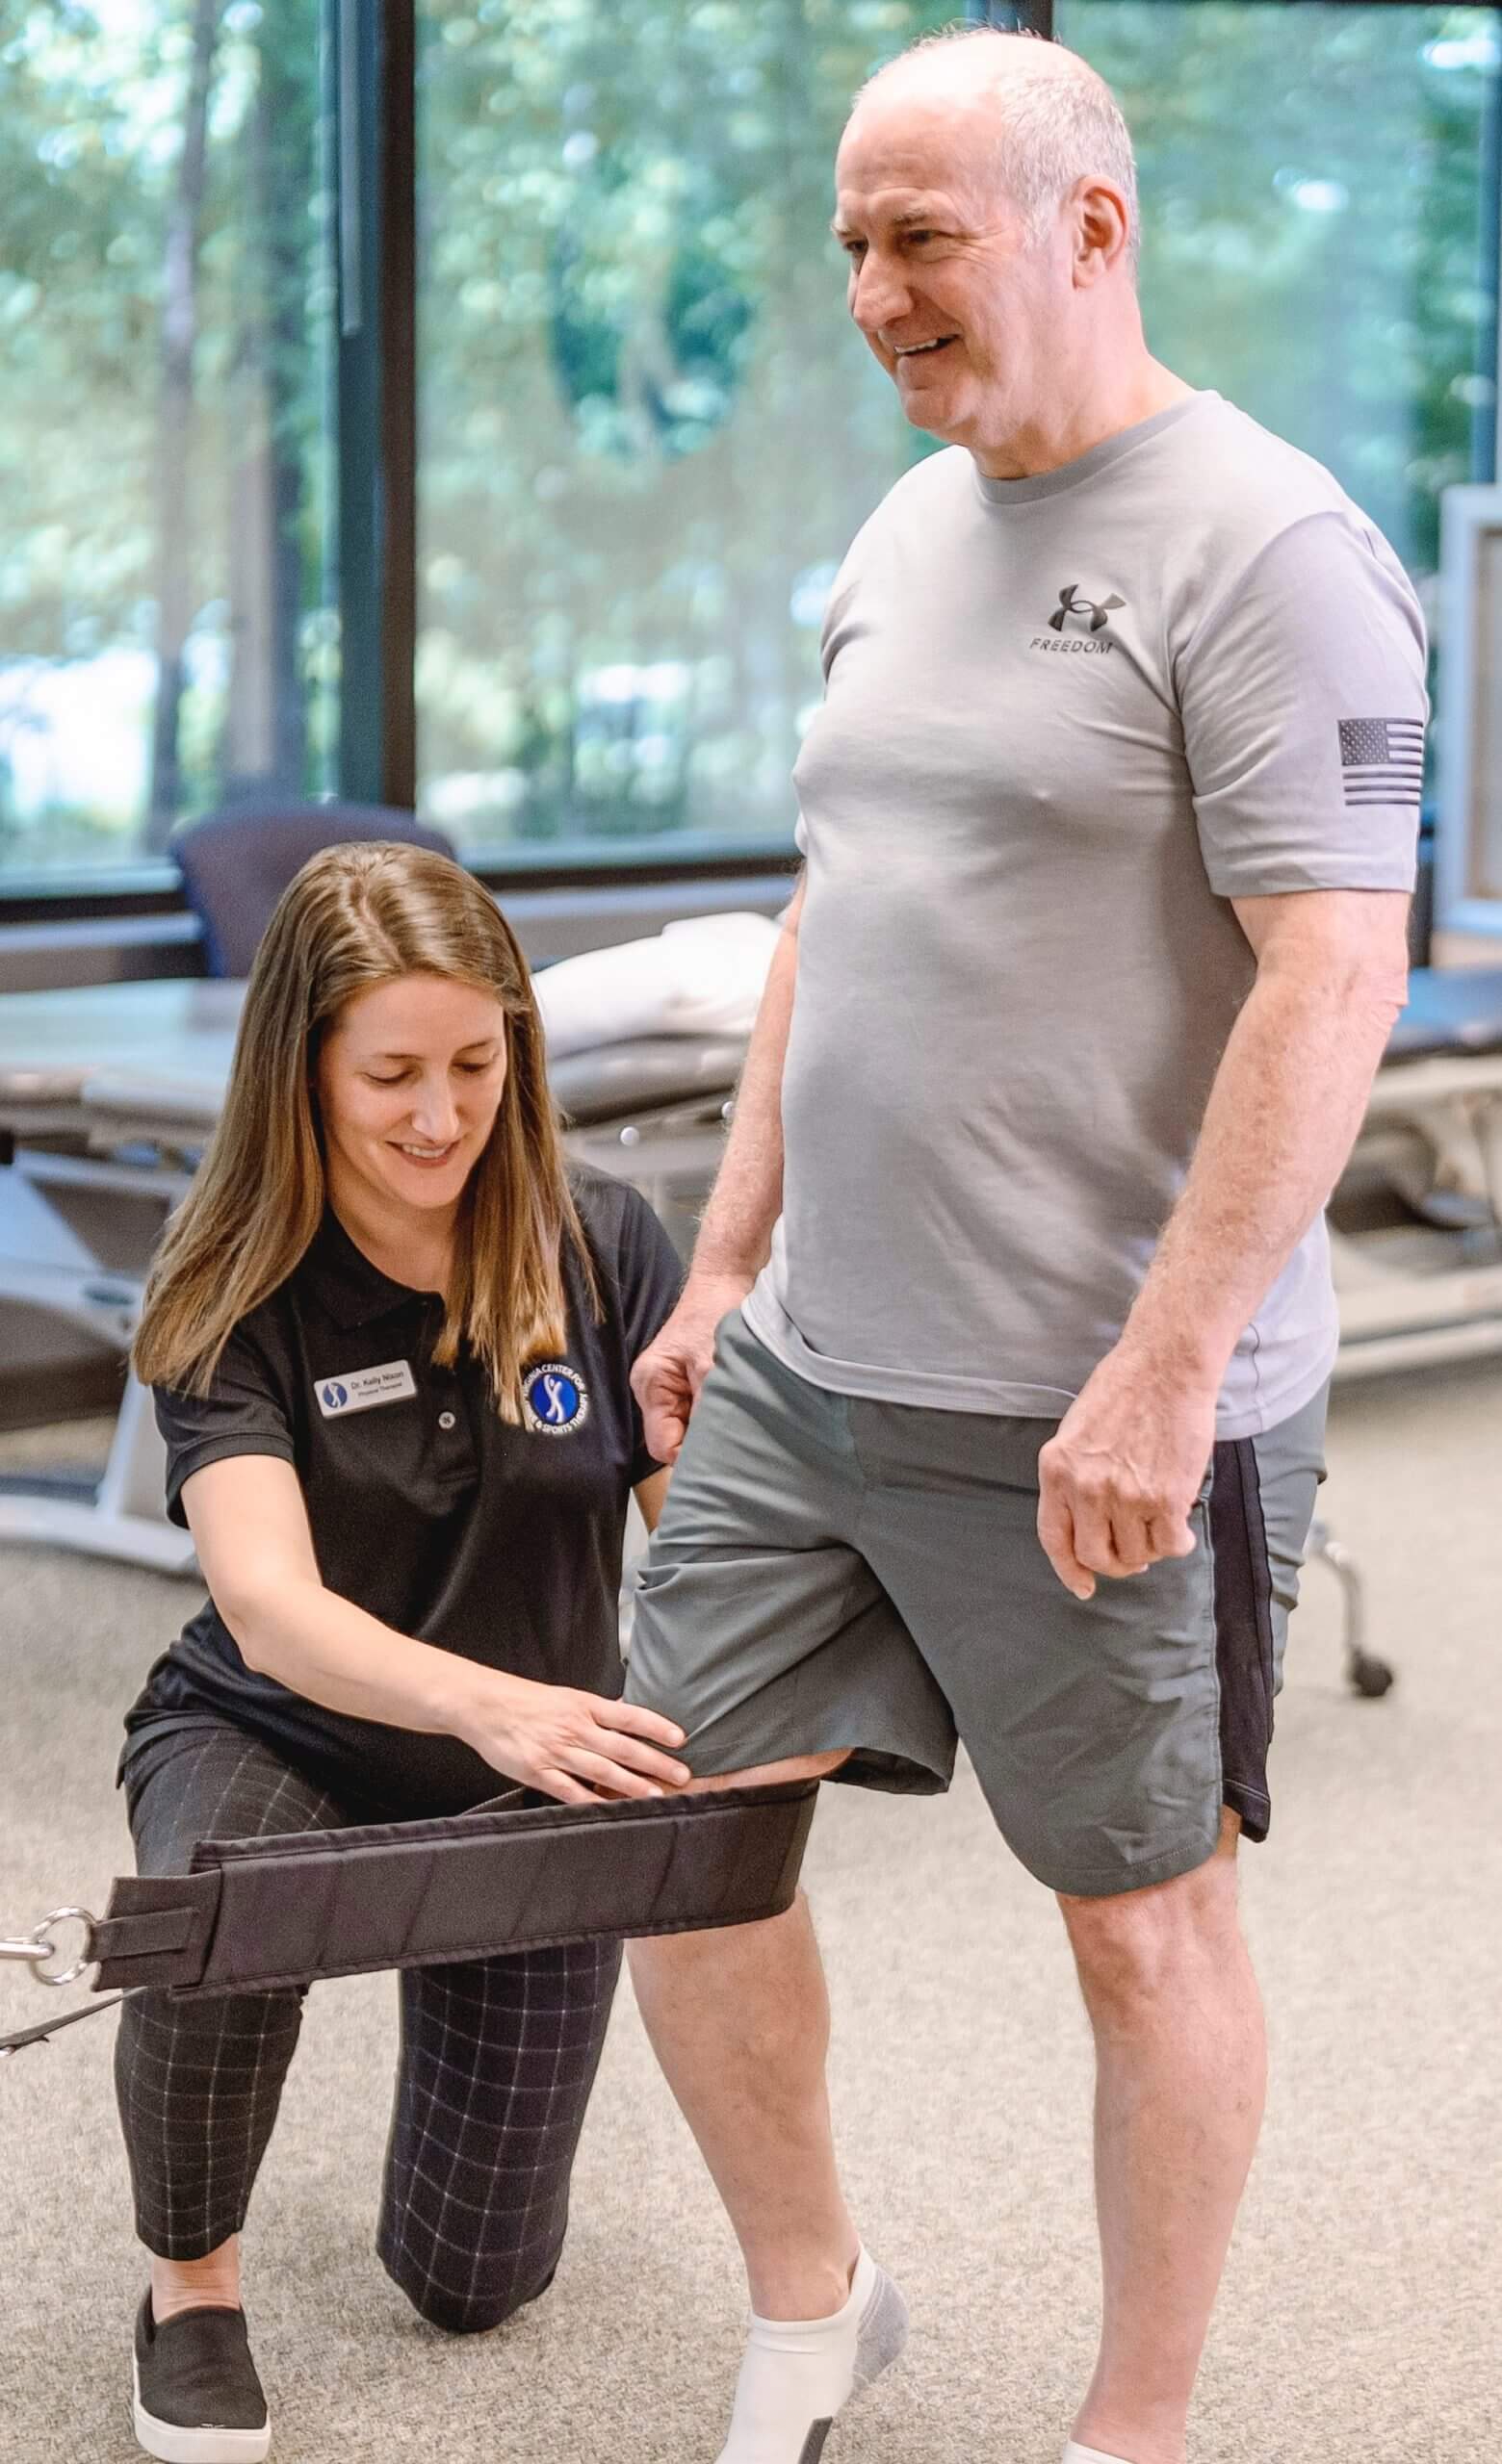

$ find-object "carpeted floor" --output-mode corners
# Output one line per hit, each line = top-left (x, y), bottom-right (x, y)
(0, 1368), (1497, 2464)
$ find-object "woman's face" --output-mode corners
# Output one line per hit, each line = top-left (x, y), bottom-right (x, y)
(316, 972), (510, 1222)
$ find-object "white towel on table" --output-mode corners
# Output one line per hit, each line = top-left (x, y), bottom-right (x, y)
(532, 911), (781, 1057)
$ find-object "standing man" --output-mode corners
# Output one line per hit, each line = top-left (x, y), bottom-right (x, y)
(625, 29), (1424, 2464)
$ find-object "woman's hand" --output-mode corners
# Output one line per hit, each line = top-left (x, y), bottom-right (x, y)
(630, 1270), (752, 1464)
(455, 1668), (691, 1806)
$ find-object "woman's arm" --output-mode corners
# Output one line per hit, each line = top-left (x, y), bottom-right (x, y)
(184, 1455), (688, 1804)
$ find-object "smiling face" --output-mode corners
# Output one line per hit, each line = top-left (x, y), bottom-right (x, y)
(834, 89), (1074, 466)
(315, 972), (509, 1231)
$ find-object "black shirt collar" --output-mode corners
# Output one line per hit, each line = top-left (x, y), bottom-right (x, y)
(299, 1206), (444, 1331)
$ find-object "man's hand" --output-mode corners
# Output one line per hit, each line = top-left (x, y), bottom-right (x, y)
(630, 1271), (754, 1464)
(1037, 1346), (1219, 1601)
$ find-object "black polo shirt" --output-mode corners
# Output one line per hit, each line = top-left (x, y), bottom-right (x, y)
(121, 1168), (685, 1818)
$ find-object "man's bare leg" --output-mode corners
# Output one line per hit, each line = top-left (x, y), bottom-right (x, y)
(1060, 1812), (1262, 2464)
(627, 1754), (859, 2321)
(630, 1755), (909, 2462)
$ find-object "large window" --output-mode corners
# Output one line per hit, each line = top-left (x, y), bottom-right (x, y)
(417, 0), (1501, 865)
(416, 0), (951, 860)
(0, 0), (339, 880)
(4, 0), (1500, 886)
(1057, 3), (1501, 635)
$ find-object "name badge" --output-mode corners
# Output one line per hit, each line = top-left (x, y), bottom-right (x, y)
(315, 1360), (417, 1418)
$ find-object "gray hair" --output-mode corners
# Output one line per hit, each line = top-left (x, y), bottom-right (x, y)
(854, 26), (1140, 268)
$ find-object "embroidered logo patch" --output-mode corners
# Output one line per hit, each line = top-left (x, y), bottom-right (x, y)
(522, 1362), (589, 1436)
(314, 1360), (417, 1417)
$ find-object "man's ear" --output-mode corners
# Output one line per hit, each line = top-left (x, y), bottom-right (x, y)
(1073, 178), (1131, 283)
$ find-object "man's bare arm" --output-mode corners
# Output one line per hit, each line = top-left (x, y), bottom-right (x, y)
(1038, 887), (1410, 1597)
(630, 878), (803, 1458)
(691, 876), (804, 1278)
(1124, 886), (1411, 1378)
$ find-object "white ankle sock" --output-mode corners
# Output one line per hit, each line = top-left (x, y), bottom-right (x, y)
(717, 2248), (903, 2464)
(1063, 2443), (1137, 2464)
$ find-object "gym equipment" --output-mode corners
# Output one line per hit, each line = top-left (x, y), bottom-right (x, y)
(1, 1779), (817, 2061)
(1330, 967), (1502, 1379)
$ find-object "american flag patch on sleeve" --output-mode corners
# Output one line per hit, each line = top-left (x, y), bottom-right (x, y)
(1337, 717), (1425, 808)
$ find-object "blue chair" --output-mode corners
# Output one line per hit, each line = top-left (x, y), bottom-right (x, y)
(173, 801), (455, 978)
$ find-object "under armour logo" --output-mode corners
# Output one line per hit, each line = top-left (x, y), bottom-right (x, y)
(1049, 584), (1126, 636)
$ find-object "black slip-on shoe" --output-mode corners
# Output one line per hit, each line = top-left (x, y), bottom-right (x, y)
(132, 2293), (271, 2464)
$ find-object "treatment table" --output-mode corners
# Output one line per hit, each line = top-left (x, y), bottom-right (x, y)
(1327, 965), (1502, 1376)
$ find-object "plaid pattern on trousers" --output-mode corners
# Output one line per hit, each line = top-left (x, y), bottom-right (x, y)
(115, 1718), (621, 2331)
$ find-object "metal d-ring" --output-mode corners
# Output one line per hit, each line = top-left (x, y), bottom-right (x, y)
(26, 1909), (98, 1989)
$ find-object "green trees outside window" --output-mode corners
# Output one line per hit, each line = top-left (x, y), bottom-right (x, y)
(415, 0), (952, 855)
(0, 0), (337, 875)
(1059, 4), (1499, 590)
(416, 0), (1499, 859)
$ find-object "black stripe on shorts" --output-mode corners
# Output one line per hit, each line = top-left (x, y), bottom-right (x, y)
(1209, 1436), (1278, 1842)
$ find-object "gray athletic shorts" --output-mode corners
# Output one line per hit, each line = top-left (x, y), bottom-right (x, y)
(625, 1310), (1328, 1898)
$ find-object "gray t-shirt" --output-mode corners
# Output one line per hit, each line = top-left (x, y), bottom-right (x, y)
(743, 391), (1427, 1440)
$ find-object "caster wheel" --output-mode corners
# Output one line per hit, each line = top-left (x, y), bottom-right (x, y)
(1349, 1654), (1395, 1699)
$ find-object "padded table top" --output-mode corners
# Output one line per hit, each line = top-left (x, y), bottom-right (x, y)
(0, 981), (246, 1109)
(549, 1036), (743, 1123)
(0, 978), (744, 1135)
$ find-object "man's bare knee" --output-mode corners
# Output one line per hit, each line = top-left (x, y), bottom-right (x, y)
(680, 1750), (850, 1793)
(1057, 1820), (1247, 2009)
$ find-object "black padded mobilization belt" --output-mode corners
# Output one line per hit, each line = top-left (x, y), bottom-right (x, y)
(89, 1781), (817, 1998)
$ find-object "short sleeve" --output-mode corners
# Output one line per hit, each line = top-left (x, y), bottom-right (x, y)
(1181, 509), (1428, 900)
(153, 1318), (298, 1528)
(610, 1185), (687, 1483)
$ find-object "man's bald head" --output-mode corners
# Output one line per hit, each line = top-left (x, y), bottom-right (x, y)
(848, 28), (1139, 270)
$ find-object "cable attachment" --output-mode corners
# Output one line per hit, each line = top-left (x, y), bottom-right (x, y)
(1, 1995), (126, 2062)
(0, 1934), (56, 1967)
(0, 1908), (99, 1989)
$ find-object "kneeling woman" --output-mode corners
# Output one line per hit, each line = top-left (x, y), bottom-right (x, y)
(119, 843), (688, 2461)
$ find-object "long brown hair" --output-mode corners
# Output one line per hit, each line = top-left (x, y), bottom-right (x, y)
(133, 841), (598, 1420)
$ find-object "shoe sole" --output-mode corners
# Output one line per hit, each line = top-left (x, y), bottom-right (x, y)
(132, 2358), (271, 2464)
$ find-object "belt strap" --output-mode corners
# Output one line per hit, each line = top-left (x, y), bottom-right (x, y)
(91, 1781), (817, 1996)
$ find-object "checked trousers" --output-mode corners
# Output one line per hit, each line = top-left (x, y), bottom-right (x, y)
(114, 1717), (620, 2332)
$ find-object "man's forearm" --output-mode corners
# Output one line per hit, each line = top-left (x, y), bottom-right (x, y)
(690, 900), (800, 1282)
(1122, 962), (1404, 1383)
